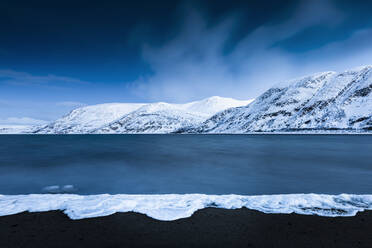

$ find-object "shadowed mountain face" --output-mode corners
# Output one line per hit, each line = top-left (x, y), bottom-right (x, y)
(189, 66), (372, 133)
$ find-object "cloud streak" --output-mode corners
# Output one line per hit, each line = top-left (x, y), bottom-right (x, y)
(56, 101), (87, 108)
(129, 0), (371, 102)
(0, 117), (48, 126)
(0, 69), (90, 87)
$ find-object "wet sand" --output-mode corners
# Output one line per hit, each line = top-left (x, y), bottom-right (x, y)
(1, 208), (371, 248)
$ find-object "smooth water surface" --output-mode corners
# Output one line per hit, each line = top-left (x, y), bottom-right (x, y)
(0, 135), (371, 195)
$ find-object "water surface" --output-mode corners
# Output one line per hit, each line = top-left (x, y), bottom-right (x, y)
(0, 134), (371, 195)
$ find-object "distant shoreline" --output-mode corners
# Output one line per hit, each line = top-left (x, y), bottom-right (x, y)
(1, 131), (372, 135)
(1, 208), (371, 248)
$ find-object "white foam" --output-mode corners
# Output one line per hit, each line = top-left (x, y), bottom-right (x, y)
(0, 194), (371, 221)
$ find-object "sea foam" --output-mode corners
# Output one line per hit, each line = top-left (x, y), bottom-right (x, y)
(1, 194), (372, 221)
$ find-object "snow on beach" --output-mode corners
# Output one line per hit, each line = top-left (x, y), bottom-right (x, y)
(1, 194), (372, 221)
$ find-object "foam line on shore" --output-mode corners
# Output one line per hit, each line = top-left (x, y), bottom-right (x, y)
(1, 194), (372, 221)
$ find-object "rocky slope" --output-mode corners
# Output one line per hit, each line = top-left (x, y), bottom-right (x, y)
(187, 66), (372, 133)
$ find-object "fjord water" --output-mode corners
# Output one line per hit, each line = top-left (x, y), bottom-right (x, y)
(0, 135), (371, 195)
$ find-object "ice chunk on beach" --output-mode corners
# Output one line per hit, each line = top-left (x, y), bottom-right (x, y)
(42, 185), (77, 194)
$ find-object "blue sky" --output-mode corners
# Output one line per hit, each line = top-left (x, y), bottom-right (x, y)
(1, 0), (372, 123)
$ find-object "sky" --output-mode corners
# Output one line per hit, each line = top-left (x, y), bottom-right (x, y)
(1, 0), (372, 123)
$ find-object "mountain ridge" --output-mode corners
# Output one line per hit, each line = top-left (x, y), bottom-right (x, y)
(185, 66), (372, 133)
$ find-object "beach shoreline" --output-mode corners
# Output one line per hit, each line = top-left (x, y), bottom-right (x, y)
(1, 208), (371, 248)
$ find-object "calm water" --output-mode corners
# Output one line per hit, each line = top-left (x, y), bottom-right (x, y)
(0, 135), (371, 195)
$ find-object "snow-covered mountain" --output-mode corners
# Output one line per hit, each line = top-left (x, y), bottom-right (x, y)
(94, 102), (205, 134)
(188, 66), (372, 133)
(94, 97), (253, 134)
(34, 103), (145, 134)
(33, 97), (252, 134)
(7, 66), (372, 134)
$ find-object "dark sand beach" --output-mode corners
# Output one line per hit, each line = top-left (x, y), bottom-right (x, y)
(1, 208), (371, 248)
